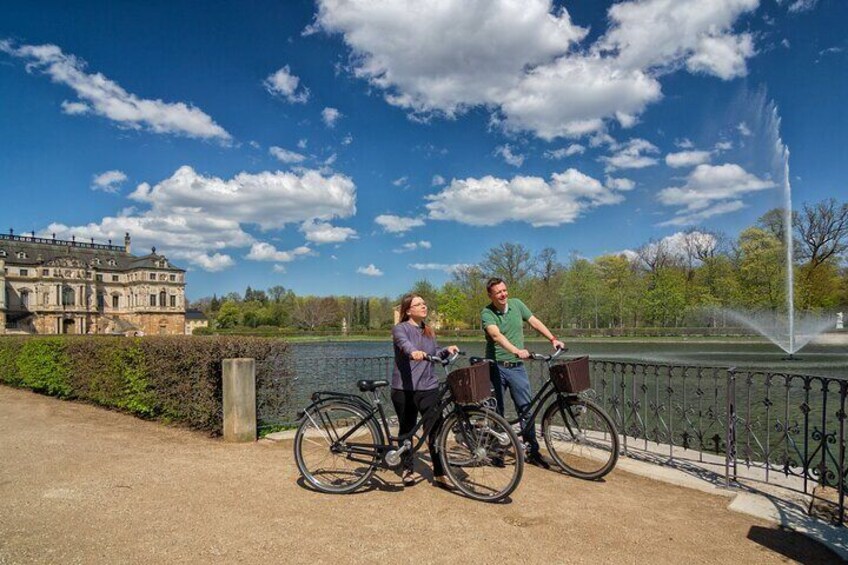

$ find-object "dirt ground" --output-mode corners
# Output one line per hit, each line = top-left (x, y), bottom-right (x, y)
(0, 385), (840, 564)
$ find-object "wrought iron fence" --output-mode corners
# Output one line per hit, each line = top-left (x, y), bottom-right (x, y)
(258, 354), (846, 524)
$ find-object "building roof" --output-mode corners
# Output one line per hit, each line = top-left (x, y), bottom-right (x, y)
(0, 232), (184, 272)
(185, 310), (207, 321)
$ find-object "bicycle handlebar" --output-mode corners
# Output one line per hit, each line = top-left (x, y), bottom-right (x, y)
(528, 347), (568, 362)
(425, 350), (465, 366)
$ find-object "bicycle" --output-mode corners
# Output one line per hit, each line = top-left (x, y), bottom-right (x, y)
(475, 349), (619, 480)
(293, 351), (524, 502)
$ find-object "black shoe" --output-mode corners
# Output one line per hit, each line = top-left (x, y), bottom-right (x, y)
(490, 455), (506, 468)
(527, 452), (551, 469)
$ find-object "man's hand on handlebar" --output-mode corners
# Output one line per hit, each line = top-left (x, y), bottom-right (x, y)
(552, 339), (566, 351)
(515, 349), (531, 359)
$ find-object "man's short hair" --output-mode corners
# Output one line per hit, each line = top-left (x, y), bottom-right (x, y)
(486, 277), (506, 293)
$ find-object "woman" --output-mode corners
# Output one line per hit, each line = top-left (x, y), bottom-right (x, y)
(391, 293), (459, 487)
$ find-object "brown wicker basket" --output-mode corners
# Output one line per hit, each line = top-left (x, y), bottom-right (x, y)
(447, 363), (493, 405)
(549, 356), (591, 394)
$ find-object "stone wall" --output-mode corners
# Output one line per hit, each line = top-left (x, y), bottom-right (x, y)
(125, 313), (186, 335)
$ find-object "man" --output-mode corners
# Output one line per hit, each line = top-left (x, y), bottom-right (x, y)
(481, 277), (565, 467)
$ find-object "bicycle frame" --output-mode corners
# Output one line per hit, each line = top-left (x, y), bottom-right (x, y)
(304, 382), (463, 470)
(503, 354), (581, 437)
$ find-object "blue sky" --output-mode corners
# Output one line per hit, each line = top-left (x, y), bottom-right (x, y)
(1, 0), (846, 300)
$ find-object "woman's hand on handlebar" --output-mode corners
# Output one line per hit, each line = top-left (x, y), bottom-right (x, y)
(445, 345), (460, 356)
(410, 350), (428, 361)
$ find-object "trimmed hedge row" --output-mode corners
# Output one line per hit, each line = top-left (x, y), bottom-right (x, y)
(0, 336), (291, 433)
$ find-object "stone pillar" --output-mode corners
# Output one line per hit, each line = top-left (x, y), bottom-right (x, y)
(222, 358), (257, 442)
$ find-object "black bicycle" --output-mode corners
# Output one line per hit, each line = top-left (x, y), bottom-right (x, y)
(478, 349), (619, 480)
(293, 352), (524, 502)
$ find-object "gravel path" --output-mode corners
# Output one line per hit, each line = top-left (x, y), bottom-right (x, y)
(0, 385), (838, 564)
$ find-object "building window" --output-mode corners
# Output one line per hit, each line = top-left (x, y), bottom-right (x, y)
(170, 274), (176, 281)
(170, 295), (176, 307)
(160, 289), (166, 308)
(0, 250), (6, 257)
(97, 293), (105, 310)
(149, 294), (156, 307)
(96, 274), (103, 282)
(149, 273), (156, 280)
(16, 251), (28, 259)
(112, 275), (119, 282)
(42, 269), (49, 276)
(108, 260), (116, 266)
(62, 286), (75, 306)
(20, 268), (28, 276)
(21, 291), (29, 308)
(112, 295), (119, 308)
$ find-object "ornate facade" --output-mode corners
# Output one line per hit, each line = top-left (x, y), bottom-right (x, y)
(1, 231), (186, 336)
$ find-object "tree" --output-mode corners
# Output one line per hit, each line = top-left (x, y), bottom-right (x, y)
(737, 227), (786, 311)
(595, 254), (642, 328)
(450, 265), (489, 327)
(642, 267), (687, 327)
(482, 242), (535, 289)
(292, 297), (339, 330)
(215, 301), (240, 329)
(795, 198), (848, 268)
(267, 285), (287, 303)
(437, 283), (467, 329)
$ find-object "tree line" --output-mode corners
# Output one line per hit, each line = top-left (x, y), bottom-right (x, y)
(192, 199), (848, 332)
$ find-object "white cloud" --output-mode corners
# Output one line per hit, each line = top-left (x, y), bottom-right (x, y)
(269, 146), (307, 164)
(394, 240), (431, 253)
(357, 264), (383, 276)
(392, 176), (409, 187)
(431, 174), (446, 186)
(264, 65), (310, 103)
(495, 144), (525, 167)
(273, 264), (287, 273)
(375, 214), (425, 233)
(426, 168), (628, 227)
(605, 176), (635, 191)
(61, 100), (89, 115)
(322, 107), (341, 127)
(91, 170), (128, 193)
(247, 242), (313, 262)
(545, 144), (585, 159)
(300, 219), (357, 244)
(409, 263), (473, 273)
(600, 138), (659, 171)
(129, 165), (356, 230)
(342, 133), (353, 145)
(45, 165), (356, 272)
(297, 138), (308, 149)
(1, 41), (231, 142)
(737, 122), (752, 136)
(685, 33), (755, 80)
(313, 0), (758, 139)
(675, 138), (694, 149)
(175, 251), (235, 272)
(787, 0), (818, 13)
(657, 163), (776, 225)
(665, 150), (712, 168)
(714, 140), (733, 152)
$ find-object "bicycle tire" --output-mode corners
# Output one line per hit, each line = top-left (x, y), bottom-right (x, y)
(437, 407), (524, 502)
(542, 397), (619, 480)
(294, 400), (382, 494)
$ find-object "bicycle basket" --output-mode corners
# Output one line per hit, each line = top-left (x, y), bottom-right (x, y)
(549, 356), (591, 394)
(447, 363), (493, 405)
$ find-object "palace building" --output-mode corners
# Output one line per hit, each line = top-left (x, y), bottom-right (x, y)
(1, 230), (187, 336)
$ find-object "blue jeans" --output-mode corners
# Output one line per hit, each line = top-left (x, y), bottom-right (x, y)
(490, 363), (539, 454)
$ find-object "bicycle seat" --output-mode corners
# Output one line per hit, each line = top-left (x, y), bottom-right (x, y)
(357, 379), (389, 392)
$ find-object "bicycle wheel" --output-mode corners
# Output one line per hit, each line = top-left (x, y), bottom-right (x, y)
(437, 407), (524, 502)
(294, 401), (382, 493)
(542, 397), (619, 480)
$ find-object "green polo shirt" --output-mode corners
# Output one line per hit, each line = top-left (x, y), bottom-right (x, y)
(481, 298), (533, 362)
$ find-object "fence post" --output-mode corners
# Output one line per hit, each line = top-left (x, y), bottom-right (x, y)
(223, 358), (256, 442)
(725, 368), (737, 488)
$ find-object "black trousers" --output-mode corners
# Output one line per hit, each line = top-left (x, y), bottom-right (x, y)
(390, 388), (445, 476)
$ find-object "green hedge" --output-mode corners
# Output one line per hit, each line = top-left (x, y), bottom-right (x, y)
(0, 336), (290, 433)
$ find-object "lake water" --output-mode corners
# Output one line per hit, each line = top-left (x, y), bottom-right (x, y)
(290, 338), (848, 379)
